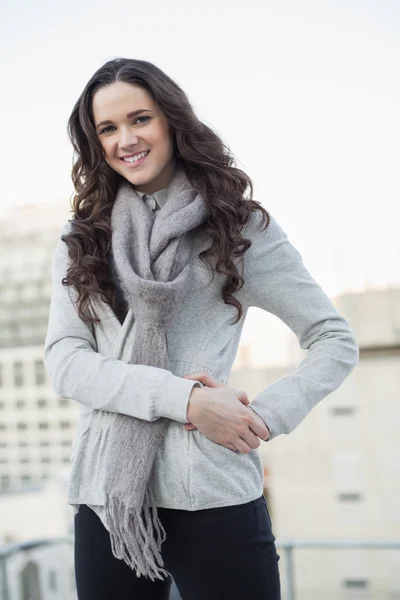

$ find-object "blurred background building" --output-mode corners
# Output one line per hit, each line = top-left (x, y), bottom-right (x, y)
(0, 203), (78, 599)
(0, 201), (76, 502)
(232, 287), (400, 598)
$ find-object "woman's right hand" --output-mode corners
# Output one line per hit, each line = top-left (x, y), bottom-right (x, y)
(186, 378), (270, 453)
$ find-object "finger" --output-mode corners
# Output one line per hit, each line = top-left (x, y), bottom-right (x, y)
(247, 407), (270, 441)
(249, 423), (270, 442)
(219, 441), (239, 453)
(236, 390), (250, 405)
(234, 436), (254, 454)
(183, 424), (197, 430)
(183, 372), (225, 388)
(249, 424), (270, 441)
(226, 443), (239, 453)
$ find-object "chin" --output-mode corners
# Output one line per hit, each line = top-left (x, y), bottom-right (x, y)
(123, 170), (153, 186)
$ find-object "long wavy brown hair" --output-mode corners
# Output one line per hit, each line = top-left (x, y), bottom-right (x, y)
(62, 57), (270, 325)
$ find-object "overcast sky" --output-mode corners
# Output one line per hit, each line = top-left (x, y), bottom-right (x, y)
(1, 0), (399, 307)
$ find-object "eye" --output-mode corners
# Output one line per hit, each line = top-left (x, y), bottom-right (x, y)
(99, 115), (151, 135)
(99, 125), (114, 134)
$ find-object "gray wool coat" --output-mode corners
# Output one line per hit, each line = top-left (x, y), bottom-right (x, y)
(43, 189), (359, 530)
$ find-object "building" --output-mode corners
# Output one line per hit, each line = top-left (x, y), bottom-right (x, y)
(0, 201), (78, 501)
(231, 288), (400, 598)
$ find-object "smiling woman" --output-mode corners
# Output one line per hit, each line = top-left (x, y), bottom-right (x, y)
(92, 84), (176, 195)
(57, 56), (283, 599)
(45, 55), (358, 600)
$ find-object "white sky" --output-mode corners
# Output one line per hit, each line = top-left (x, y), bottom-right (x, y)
(1, 0), (399, 360)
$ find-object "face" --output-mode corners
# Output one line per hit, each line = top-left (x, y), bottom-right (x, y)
(92, 81), (176, 194)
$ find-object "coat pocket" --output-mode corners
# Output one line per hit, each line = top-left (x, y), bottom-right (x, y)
(254, 495), (275, 541)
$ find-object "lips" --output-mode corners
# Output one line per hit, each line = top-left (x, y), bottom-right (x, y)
(119, 150), (150, 168)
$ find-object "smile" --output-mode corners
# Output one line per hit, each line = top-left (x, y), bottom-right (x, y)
(119, 150), (150, 167)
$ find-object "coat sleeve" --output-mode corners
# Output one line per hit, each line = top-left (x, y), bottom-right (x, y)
(240, 210), (359, 441)
(43, 222), (200, 423)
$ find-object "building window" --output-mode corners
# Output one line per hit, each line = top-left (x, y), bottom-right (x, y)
(38, 422), (49, 430)
(62, 457), (70, 463)
(331, 406), (355, 416)
(21, 474), (31, 484)
(0, 364), (3, 387)
(59, 398), (69, 408)
(338, 493), (362, 502)
(39, 441), (50, 447)
(16, 399), (26, 409)
(17, 422), (27, 430)
(49, 570), (57, 592)
(34, 360), (46, 386)
(0, 475), (10, 489)
(37, 398), (47, 408)
(40, 457), (51, 463)
(13, 361), (24, 387)
(0, 400), (4, 409)
(18, 441), (29, 447)
(60, 421), (71, 429)
(20, 458), (30, 464)
(0, 423), (6, 431)
(343, 579), (369, 589)
(61, 440), (71, 447)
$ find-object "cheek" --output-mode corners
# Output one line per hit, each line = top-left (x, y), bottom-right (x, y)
(158, 135), (175, 159)
(102, 146), (117, 170)
(102, 141), (113, 159)
(151, 124), (174, 150)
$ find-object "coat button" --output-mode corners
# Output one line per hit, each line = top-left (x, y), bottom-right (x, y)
(143, 195), (157, 211)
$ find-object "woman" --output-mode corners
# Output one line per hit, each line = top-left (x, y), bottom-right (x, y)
(43, 57), (359, 600)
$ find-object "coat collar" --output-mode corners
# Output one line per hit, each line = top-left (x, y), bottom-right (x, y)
(135, 188), (168, 209)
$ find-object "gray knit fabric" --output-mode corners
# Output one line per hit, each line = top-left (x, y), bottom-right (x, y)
(109, 189), (167, 325)
(90, 165), (209, 581)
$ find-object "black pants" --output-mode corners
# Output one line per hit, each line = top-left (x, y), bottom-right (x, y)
(74, 495), (281, 599)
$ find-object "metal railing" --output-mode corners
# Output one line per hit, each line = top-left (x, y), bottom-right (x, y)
(0, 537), (74, 600)
(1, 537), (399, 599)
(275, 538), (400, 600)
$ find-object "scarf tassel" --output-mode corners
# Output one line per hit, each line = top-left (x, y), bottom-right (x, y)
(104, 485), (171, 582)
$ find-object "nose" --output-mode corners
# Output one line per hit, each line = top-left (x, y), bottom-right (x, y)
(118, 127), (139, 148)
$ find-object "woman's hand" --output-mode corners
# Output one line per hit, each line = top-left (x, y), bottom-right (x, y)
(183, 372), (250, 430)
(183, 372), (270, 452)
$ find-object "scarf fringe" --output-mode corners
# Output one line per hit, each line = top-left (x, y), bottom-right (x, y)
(104, 485), (170, 582)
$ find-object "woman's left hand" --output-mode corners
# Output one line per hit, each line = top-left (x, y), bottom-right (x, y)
(182, 372), (249, 431)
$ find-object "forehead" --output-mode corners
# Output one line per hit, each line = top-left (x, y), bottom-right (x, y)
(92, 82), (155, 119)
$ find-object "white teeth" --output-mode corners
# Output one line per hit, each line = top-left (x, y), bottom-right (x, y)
(123, 151), (149, 163)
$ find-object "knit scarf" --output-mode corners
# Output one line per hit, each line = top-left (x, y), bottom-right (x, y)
(90, 164), (209, 581)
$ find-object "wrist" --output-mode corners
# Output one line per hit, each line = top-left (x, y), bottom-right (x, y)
(187, 384), (204, 422)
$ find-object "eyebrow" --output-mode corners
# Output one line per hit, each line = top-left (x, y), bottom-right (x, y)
(96, 109), (153, 130)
